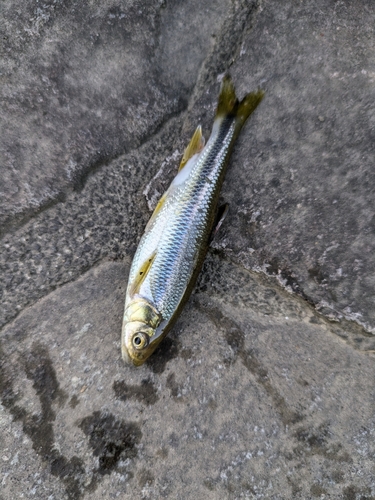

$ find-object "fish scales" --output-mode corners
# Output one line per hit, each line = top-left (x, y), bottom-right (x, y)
(122, 76), (264, 365)
(133, 120), (234, 320)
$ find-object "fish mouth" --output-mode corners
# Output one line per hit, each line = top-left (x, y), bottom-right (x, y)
(121, 343), (147, 367)
(121, 344), (134, 365)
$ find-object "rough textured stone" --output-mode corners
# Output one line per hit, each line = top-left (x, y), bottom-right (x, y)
(0, 0), (257, 328)
(1, 259), (374, 499)
(1, 0), (375, 498)
(219, 0), (375, 333)
(0, 0), (228, 233)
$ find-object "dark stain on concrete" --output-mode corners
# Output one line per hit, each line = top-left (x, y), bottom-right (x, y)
(203, 478), (216, 491)
(343, 486), (357, 500)
(23, 344), (68, 413)
(286, 476), (302, 497)
(200, 304), (304, 426)
(146, 337), (180, 374)
(262, 255), (316, 307)
(155, 447), (169, 459)
(331, 470), (345, 483)
(69, 394), (80, 409)
(294, 424), (352, 463)
(308, 264), (329, 285)
(0, 342), (142, 499)
(180, 346), (193, 360)
(166, 373), (181, 399)
(342, 485), (375, 500)
(310, 483), (328, 497)
(79, 411), (142, 475)
(113, 377), (159, 405)
(138, 468), (155, 488)
(208, 397), (218, 411)
(0, 343), (85, 499)
(241, 347), (304, 425)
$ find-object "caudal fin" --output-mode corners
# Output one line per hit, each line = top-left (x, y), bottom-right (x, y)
(216, 74), (264, 137)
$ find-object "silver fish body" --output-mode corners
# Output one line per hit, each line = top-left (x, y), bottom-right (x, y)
(122, 76), (263, 365)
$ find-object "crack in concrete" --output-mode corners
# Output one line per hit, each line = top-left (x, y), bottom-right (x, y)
(0, 103), (188, 241)
(205, 249), (375, 354)
(180, 0), (261, 135)
(2, 0), (373, 350)
(0, 110), (184, 330)
(0, 0), (262, 331)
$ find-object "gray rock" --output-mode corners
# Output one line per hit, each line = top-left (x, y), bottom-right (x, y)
(1, 0), (375, 498)
(1, 259), (374, 499)
(0, 0), (257, 329)
(0, 0), (228, 233)
(219, 0), (375, 333)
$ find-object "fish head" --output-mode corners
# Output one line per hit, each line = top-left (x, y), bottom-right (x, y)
(121, 299), (162, 366)
(122, 321), (158, 366)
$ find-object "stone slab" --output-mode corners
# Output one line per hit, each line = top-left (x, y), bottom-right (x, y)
(1, 259), (374, 499)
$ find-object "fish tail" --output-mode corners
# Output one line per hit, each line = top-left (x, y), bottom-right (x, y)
(216, 74), (264, 138)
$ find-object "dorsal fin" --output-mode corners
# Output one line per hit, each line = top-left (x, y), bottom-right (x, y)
(178, 125), (205, 171)
(129, 250), (157, 296)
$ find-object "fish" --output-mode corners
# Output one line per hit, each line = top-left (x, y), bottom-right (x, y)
(122, 75), (264, 366)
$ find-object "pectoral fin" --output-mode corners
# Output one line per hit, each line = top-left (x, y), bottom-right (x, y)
(179, 125), (205, 171)
(129, 251), (157, 296)
(210, 203), (229, 243)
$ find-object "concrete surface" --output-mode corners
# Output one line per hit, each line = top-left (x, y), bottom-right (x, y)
(1, 0), (375, 498)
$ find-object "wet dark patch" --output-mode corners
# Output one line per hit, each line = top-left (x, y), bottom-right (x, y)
(0, 343), (85, 499)
(269, 177), (281, 188)
(0, 343), (141, 499)
(261, 255), (316, 307)
(241, 347), (303, 425)
(138, 468), (155, 488)
(294, 424), (351, 462)
(79, 411), (142, 475)
(168, 432), (180, 448)
(309, 315), (321, 324)
(180, 346), (193, 360)
(69, 395), (80, 409)
(343, 486), (356, 500)
(49, 455), (86, 498)
(208, 397), (217, 410)
(308, 264), (329, 285)
(221, 474), (258, 496)
(240, 482), (256, 496)
(224, 324), (244, 354)
(287, 476), (302, 497)
(155, 447), (169, 459)
(23, 345), (68, 413)
(310, 483), (328, 497)
(342, 485), (374, 500)
(166, 373), (181, 399)
(331, 470), (344, 483)
(113, 378), (159, 405)
(200, 305), (304, 426)
(146, 337), (180, 374)
(297, 378), (309, 387)
(295, 425), (329, 448)
(203, 478), (216, 491)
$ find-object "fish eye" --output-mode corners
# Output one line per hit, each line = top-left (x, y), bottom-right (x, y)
(132, 332), (149, 350)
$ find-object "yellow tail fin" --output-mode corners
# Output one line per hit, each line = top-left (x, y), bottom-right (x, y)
(216, 75), (264, 136)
